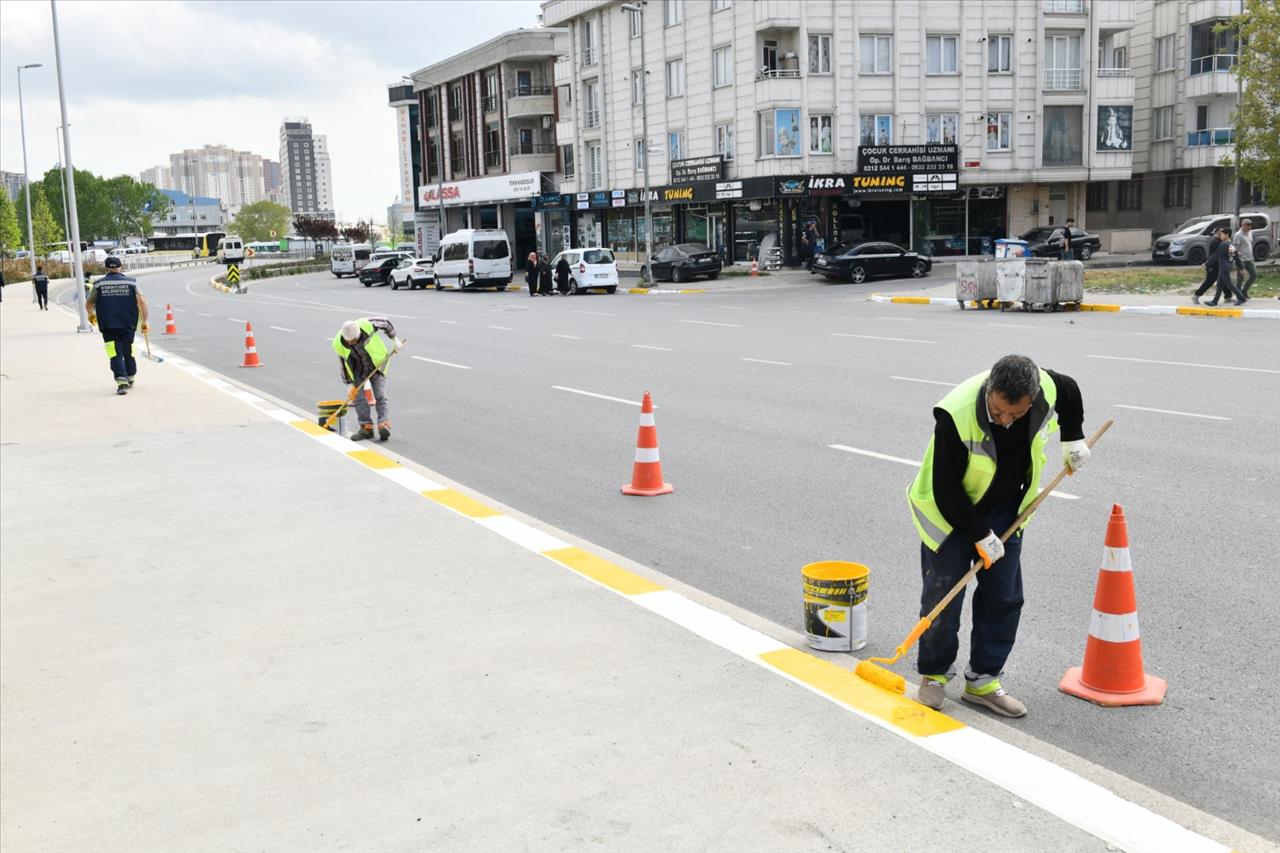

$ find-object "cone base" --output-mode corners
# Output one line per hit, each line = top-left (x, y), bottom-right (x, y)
(621, 482), (673, 496)
(240, 363), (263, 368)
(1058, 666), (1166, 707)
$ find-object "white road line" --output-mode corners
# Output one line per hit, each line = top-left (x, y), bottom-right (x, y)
(874, 316), (919, 321)
(741, 357), (792, 366)
(633, 344), (672, 351)
(197, 312), (213, 317)
(828, 444), (1079, 500)
(439, 320), (458, 325)
(1088, 354), (1280, 374)
(553, 386), (644, 406)
(488, 325), (513, 331)
(229, 317), (247, 323)
(658, 301), (682, 305)
(1114, 404), (1229, 421)
(833, 332), (937, 345)
(891, 375), (954, 386)
(1132, 332), (1197, 339)
(677, 319), (743, 328)
(573, 310), (617, 317)
(718, 306), (746, 311)
(173, 308), (185, 312)
(268, 325), (296, 333)
(553, 334), (581, 340)
(412, 355), (470, 370)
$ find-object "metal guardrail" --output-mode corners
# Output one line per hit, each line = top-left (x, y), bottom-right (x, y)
(123, 255), (216, 272)
(1043, 0), (1084, 12)
(756, 68), (802, 80)
(1097, 67), (1131, 77)
(510, 142), (556, 156)
(481, 95), (498, 113)
(1190, 54), (1237, 75)
(509, 85), (553, 98)
(1187, 128), (1235, 147)
(1043, 68), (1083, 90)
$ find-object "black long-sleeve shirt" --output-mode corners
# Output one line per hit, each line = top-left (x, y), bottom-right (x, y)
(931, 370), (1084, 543)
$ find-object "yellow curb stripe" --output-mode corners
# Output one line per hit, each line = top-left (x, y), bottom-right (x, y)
(542, 546), (666, 595)
(891, 296), (932, 304)
(347, 449), (399, 470)
(1177, 306), (1242, 318)
(626, 288), (650, 294)
(759, 648), (964, 737)
(1077, 303), (1121, 312)
(290, 419), (330, 436)
(422, 488), (501, 518)
(678, 288), (706, 294)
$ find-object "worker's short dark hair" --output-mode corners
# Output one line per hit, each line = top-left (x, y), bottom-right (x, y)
(36, 265), (43, 272)
(988, 355), (1040, 403)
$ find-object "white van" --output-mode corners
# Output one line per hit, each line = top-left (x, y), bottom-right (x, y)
(434, 229), (512, 290)
(330, 242), (372, 278)
(216, 234), (245, 264)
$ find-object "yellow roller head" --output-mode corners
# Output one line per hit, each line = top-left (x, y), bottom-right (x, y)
(855, 661), (906, 694)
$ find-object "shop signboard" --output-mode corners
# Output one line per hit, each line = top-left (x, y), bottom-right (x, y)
(807, 176), (847, 197)
(776, 177), (806, 197)
(671, 155), (726, 183)
(589, 191), (613, 208)
(857, 145), (958, 175)
(418, 170), (542, 207)
(909, 173), (959, 193)
(575, 192), (590, 210)
(414, 210), (440, 257)
(715, 181), (743, 200)
(611, 189), (627, 208)
(530, 192), (572, 210)
(661, 185), (696, 203)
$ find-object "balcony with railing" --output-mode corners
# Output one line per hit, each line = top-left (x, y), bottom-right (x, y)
(1043, 0), (1084, 13)
(481, 94), (498, 114)
(1185, 128), (1235, 168)
(1188, 0), (1240, 24)
(1095, 67), (1135, 99)
(1043, 68), (1083, 91)
(584, 108), (600, 129)
(450, 155), (467, 174)
(506, 84), (554, 119)
(1187, 128), (1235, 147)
(1095, 0), (1135, 27)
(1187, 55), (1238, 99)
(753, 0), (800, 29)
(581, 46), (597, 67)
(483, 150), (502, 168)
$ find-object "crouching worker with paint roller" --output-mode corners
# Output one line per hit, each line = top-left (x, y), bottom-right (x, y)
(905, 354), (1088, 718)
(333, 317), (403, 442)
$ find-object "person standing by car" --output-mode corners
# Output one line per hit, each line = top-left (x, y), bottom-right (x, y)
(539, 254), (556, 295)
(555, 253), (571, 295)
(1192, 229), (1225, 304)
(1233, 218), (1257, 299)
(1059, 218), (1077, 261)
(525, 250), (540, 297)
(1205, 233), (1245, 307)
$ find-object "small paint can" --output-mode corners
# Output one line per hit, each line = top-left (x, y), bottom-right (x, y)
(802, 561), (869, 652)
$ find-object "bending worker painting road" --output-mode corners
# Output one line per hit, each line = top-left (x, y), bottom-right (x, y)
(906, 354), (1089, 718)
(86, 255), (149, 396)
(333, 317), (403, 442)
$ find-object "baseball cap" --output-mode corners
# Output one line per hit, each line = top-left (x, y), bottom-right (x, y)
(104, 255), (123, 269)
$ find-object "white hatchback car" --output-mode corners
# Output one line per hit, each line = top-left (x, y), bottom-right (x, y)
(551, 247), (619, 294)
(389, 257), (435, 290)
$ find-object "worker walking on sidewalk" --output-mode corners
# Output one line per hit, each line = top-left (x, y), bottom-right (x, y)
(86, 256), (149, 395)
(333, 317), (401, 442)
(905, 354), (1088, 718)
(32, 266), (50, 310)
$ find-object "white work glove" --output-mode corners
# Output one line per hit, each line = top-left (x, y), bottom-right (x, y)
(975, 531), (1005, 570)
(1062, 439), (1090, 475)
(394, 337), (405, 352)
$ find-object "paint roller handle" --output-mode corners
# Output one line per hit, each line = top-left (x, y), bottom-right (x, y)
(893, 617), (933, 659)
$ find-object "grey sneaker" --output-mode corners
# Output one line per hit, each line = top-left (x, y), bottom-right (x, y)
(916, 677), (947, 710)
(962, 684), (1027, 718)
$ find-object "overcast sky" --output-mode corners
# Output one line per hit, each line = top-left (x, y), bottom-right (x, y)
(0, 0), (543, 224)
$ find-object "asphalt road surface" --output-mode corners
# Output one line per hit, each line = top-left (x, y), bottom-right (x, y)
(60, 268), (1280, 841)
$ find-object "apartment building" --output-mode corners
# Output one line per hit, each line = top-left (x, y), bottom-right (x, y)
(138, 165), (174, 192)
(2, 170), (28, 203)
(407, 27), (564, 262)
(280, 118), (336, 221)
(162, 145), (270, 218)
(542, 0), (1137, 264)
(387, 83), (423, 241)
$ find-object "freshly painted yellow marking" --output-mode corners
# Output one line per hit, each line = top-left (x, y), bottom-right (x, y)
(627, 288), (650, 294)
(347, 449), (399, 469)
(892, 296), (931, 304)
(678, 288), (706, 294)
(1078, 303), (1121, 312)
(422, 488), (501, 518)
(543, 547), (666, 595)
(291, 419), (330, 436)
(1177, 305), (1242, 318)
(759, 648), (964, 737)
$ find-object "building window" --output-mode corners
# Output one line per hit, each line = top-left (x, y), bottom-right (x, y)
(859, 113), (893, 146)
(635, 138), (647, 171)
(632, 70), (645, 105)
(666, 59), (685, 98)
(808, 114), (834, 154)
(581, 19), (597, 66)
(1153, 106), (1173, 140)
(584, 81), (600, 128)
(859, 34), (892, 74)
(1117, 179), (1142, 210)
(664, 0), (682, 27)
(926, 113), (958, 145)
(713, 46), (733, 88)
(562, 144), (575, 178)
(1164, 173), (1191, 207)
(1155, 36), (1175, 72)
(757, 109), (801, 157)
(1190, 21), (1238, 74)
(1044, 35), (1082, 90)
(668, 131), (684, 163)
(629, 8), (642, 38)
(1043, 105), (1083, 166)
(712, 0), (732, 9)
(986, 112), (1012, 151)
(987, 34), (1012, 72)
(587, 142), (602, 188)
(1086, 182), (1108, 212)
(808, 34), (832, 74)
(485, 124), (500, 166)
(448, 83), (462, 118)
(926, 35), (958, 74)
(715, 123), (735, 159)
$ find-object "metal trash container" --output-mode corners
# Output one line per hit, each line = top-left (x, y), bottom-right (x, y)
(1022, 258), (1054, 309)
(996, 258), (1026, 305)
(957, 258), (998, 307)
(1051, 260), (1084, 307)
(995, 238), (1030, 258)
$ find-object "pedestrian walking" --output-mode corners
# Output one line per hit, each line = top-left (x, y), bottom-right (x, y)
(0, 267), (7, 303)
(1233, 218), (1258, 299)
(1192, 230), (1225, 303)
(555, 253), (572, 295)
(333, 317), (401, 442)
(1059, 218), (1077, 261)
(32, 265), (50, 310)
(526, 251), (540, 297)
(1205, 229), (1246, 306)
(906, 354), (1088, 718)
(85, 256), (148, 395)
(539, 254), (556, 295)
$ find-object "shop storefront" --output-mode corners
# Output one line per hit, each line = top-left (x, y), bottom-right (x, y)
(418, 170), (543, 268)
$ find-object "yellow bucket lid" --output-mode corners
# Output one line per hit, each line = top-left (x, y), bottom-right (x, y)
(802, 561), (870, 581)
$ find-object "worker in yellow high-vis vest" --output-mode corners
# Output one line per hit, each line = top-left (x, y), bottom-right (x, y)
(906, 354), (1089, 718)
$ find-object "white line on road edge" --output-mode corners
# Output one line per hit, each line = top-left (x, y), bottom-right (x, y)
(412, 355), (470, 370)
(741, 357), (792, 366)
(553, 334), (582, 340)
(488, 325), (514, 331)
(677, 319), (744, 328)
(891, 375), (954, 386)
(197, 312), (213, 317)
(268, 325), (296, 333)
(439, 320), (458, 325)
(229, 317), (247, 323)
(553, 386), (644, 406)
(1088, 354), (1280, 374)
(1114, 404), (1229, 421)
(573, 310), (617, 317)
(828, 444), (1080, 500)
(1132, 332), (1197, 339)
(834, 332), (937, 345)
(633, 344), (672, 351)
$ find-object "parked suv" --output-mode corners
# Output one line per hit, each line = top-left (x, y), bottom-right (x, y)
(1153, 213), (1271, 265)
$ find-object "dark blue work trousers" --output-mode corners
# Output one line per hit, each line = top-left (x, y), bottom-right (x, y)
(917, 501), (1025, 680)
(101, 328), (137, 383)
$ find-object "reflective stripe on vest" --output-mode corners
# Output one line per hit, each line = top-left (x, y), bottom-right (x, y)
(906, 369), (1059, 551)
(332, 318), (390, 382)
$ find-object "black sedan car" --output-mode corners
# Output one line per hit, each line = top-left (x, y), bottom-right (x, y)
(1019, 227), (1100, 260)
(642, 243), (723, 283)
(810, 241), (932, 284)
(357, 256), (401, 287)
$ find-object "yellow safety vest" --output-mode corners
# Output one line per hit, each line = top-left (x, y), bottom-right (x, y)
(332, 319), (391, 383)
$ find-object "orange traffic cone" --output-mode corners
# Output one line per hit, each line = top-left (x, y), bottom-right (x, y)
(622, 391), (672, 496)
(240, 321), (263, 368)
(163, 304), (177, 335)
(1059, 504), (1166, 706)
(750, 258), (759, 276)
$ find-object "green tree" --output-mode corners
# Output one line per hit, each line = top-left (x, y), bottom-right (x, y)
(1227, 3), (1280, 201)
(29, 185), (64, 255)
(231, 200), (292, 242)
(102, 175), (170, 239)
(39, 168), (109, 241)
(0, 186), (22, 255)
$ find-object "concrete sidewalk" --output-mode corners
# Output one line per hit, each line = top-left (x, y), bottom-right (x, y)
(0, 292), (1257, 852)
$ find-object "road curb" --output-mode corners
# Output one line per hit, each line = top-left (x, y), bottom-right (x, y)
(623, 287), (707, 295)
(867, 292), (1279, 319)
(209, 271), (245, 295)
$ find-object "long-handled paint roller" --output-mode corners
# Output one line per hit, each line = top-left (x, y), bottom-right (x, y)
(854, 418), (1114, 695)
(140, 328), (164, 363)
(321, 339), (406, 431)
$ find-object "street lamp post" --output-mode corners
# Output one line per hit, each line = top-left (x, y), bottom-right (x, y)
(17, 63), (43, 279)
(55, 126), (71, 249)
(50, 0), (91, 331)
(620, 3), (652, 281)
